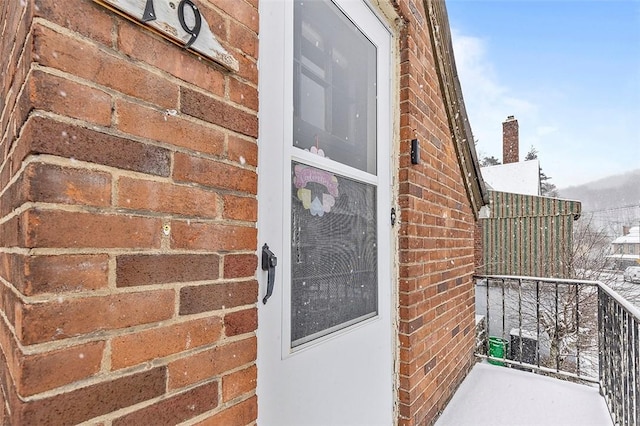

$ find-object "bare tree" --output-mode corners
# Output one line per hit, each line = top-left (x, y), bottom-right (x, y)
(569, 215), (640, 308)
(568, 215), (616, 283)
(502, 217), (609, 375)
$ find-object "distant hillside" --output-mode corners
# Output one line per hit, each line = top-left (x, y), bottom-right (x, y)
(559, 169), (640, 212)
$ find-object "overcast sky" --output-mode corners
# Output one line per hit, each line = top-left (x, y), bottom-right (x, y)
(446, 0), (640, 189)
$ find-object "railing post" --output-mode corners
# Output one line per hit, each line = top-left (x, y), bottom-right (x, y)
(633, 318), (640, 426)
(485, 278), (490, 355)
(536, 280), (541, 369)
(555, 281), (559, 372)
(518, 278), (523, 365)
(598, 287), (604, 397)
(501, 278), (506, 345)
(576, 283), (580, 377)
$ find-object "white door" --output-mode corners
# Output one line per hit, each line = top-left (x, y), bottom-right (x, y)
(257, 1), (393, 424)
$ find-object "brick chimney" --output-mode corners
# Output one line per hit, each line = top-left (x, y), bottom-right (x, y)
(502, 115), (519, 164)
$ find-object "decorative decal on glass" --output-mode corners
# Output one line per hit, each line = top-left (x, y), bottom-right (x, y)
(308, 143), (328, 159)
(294, 163), (339, 217)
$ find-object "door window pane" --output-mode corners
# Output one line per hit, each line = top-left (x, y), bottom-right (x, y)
(291, 162), (378, 347)
(293, 0), (377, 174)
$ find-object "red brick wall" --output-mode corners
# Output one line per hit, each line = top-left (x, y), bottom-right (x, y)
(502, 115), (519, 164)
(396, 1), (477, 424)
(0, 0), (258, 423)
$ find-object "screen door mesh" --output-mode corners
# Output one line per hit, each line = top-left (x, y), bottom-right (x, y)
(291, 162), (378, 347)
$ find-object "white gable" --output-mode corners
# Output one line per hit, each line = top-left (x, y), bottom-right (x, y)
(481, 160), (541, 196)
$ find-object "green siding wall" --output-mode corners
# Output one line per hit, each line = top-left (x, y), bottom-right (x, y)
(480, 191), (581, 278)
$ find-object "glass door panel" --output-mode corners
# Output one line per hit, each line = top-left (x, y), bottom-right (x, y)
(293, 0), (377, 174)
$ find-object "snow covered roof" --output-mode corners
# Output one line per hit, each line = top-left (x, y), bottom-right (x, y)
(612, 226), (640, 245)
(480, 159), (540, 196)
(606, 254), (640, 260)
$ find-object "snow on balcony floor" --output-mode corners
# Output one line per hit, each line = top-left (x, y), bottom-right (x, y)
(435, 362), (613, 426)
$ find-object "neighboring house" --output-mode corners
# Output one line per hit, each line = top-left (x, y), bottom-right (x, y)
(608, 226), (640, 269)
(476, 116), (581, 278)
(478, 191), (581, 278)
(480, 116), (540, 197)
(0, 0), (487, 425)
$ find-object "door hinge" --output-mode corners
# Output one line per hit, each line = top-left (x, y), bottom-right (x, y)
(390, 207), (396, 226)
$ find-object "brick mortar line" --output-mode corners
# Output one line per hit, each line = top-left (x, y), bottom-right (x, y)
(111, 360), (257, 426)
(160, 219), (172, 251)
(14, 336), (259, 403)
(0, 247), (34, 255)
(110, 89), (258, 144)
(168, 150), (176, 190)
(27, 108), (258, 174)
(181, 390), (257, 426)
(16, 362), (165, 403)
(1, 0), (31, 92)
(172, 286), (181, 319)
(86, 375), (226, 424)
(102, 338), (113, 374)
(1, 247), (257, 256)
(0, 75), (21, 147)
(18, 333), (255, 402)
(397, 269), (475, 281)
(398, 255), (476, 264)
(18, 154), (258, 202)
(107, 255), (117, 290)
(177, 80), (258, 117)
(110, 159), (119, 210)
(15, 298), (257, 357)
(0, 60), (37, 179)
(24, 17), (258, 139)
(23, 92), (257, 171)
(0, 200), (258, 229)
(30, 16), (257, 112)
(27, 62), (176, 118)
(216, 7), (256, 77)
(19, 275), (258, 304)
(0, 306), (21, 350)
(208, 0), (258, 40)
(0, 201), (154, 226)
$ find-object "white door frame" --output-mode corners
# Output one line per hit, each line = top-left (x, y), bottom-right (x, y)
(256, 1), (399, 424)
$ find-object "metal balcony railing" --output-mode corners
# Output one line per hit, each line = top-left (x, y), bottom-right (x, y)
(475, 275), (639, 426)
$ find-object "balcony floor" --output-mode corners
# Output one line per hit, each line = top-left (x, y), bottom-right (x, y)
(435, 362), (613, 426)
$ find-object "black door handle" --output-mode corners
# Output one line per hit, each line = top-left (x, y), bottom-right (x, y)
(262, 244), (277, 304)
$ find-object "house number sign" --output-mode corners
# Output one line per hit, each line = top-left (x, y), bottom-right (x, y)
(94, 0), (238, 71)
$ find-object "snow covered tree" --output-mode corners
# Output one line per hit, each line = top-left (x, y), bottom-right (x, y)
(540, 172), (558, 197)
(524, 145), (558, 197)
(480, 155), (501, 167)
(524, 146), (538, 161)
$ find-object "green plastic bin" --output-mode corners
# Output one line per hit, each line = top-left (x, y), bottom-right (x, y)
(488, 337), (508, 366)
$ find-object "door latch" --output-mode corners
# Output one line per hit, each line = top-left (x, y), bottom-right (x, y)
(262, 243), (278, 304)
